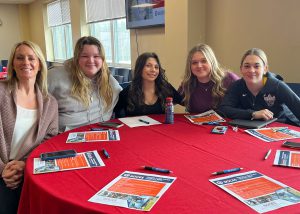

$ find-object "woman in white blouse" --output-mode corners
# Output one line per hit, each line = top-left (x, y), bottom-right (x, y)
(0, 41), (58, 214)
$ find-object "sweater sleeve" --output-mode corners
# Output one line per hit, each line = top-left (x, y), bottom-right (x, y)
(113, 85), (130, 118)
(218, 81), (254, 119)
(43, 96), (59, 141)
(169, 84), (183, 105)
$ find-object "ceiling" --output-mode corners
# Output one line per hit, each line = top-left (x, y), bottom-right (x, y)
(0, 0), (35, 4)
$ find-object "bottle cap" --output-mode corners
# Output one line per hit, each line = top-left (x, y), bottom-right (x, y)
(166, 97), (173, 101)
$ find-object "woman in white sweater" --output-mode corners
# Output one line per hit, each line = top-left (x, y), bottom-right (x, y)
(48, 36), (122, 132)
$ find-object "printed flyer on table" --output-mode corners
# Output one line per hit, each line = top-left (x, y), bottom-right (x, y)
(89, 171), (176, 211)
(210, 170), (300, 213)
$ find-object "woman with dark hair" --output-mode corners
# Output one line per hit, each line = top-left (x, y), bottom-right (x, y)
(48, 36), (122, 132)
(114, 52), (182, 117)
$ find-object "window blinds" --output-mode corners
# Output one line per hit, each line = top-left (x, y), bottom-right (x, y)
(86, 0), (125, 23)
(47, 0), (71, 27)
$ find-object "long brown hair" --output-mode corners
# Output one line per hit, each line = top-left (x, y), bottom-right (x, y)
(127, 52), (172, 112)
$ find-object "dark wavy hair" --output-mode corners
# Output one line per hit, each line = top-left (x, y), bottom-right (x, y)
(127, 52), (172, 112)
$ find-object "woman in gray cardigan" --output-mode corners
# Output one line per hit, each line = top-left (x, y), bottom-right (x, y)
(0, 41), (58, 214)
(48, 36), (122, 132)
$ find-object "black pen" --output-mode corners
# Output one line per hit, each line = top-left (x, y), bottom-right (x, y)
(139, 119), (150, 124)
(212, 167), (243, 175)
(102, 149), (110, 158)
(142, 166), (172, 173)
(202, 122), (221, 125)
(90, 128), (109, 131)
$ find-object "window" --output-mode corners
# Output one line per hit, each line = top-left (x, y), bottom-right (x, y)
(47, 0), (73, 61)
(86, 0), (131, 67)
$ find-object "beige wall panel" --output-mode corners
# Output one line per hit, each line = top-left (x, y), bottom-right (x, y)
(18, 5), (30, 41)
(0, 4), (21, 60)
(206, 0), (300, 82)
(130, 27), (165, 70)
(28, 0), (47, 55)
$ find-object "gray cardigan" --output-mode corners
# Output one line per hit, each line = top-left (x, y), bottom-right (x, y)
(0, 82), (58, 175)
(48, 62), (122, 132)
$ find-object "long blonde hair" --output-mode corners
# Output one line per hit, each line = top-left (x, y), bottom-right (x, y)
(7, 41), (48, 97)
(181, 44), (227, 110)
(70, 36), (113, 110)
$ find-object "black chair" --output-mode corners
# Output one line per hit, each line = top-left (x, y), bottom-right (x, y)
(1, 60), (8, 67)
(109, 67), (117, 75)
(120, 81), (131, 89)
(113, 75), (124, 84)
(116, 68), (131, 82)
(287, 83), (300, 97)
(46, 61), (54, 69)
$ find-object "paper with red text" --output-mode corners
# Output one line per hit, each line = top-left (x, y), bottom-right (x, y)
(273, 150), (300, 168)
(66, 130), (120, 143)
(185, 110), (225, 124)
(245, 127), (300, 142)
(210, 170), (300, 213)
(33, 150), (105, 174)
(88, 171), (176, 211)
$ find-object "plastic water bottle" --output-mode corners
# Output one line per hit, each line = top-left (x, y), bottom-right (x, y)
(165, 97), (174, 124)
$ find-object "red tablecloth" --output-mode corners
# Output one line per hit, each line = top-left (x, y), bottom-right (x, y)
(18, 115), (300, 214)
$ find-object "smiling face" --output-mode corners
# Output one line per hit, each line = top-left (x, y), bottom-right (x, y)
(240, 55), (267, 85)
(78, 44), (103, 78)
(13, 44), (40, 82)
(190, 51), (212, 83)
(141, 57), (159, 82)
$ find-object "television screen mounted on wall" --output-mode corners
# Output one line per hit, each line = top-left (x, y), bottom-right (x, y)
(125, 0), (165, 29)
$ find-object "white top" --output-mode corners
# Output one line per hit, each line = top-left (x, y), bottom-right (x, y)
(48, 63), (122, 132)
(10, 105), (38, 159)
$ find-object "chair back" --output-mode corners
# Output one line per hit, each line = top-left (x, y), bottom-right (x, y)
(113, 75), (124, 83)
(116, 68), (132, 82)
(109, 67), (117, 75)
(1, 60), (8, 67)
(120, 81), (131, 89)
(287, 83), (300, 97)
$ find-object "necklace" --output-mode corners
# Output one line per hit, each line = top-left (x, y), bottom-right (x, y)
(198, 81), (213, 92)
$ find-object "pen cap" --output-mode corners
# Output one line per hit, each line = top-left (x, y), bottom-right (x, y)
(166, 97), (173, 102)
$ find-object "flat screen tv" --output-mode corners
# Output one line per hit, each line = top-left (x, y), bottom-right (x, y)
(125, 0), (165, 29)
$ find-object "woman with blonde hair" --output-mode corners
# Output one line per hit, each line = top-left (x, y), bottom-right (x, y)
(48, 36), (122, 132)
(0, 41), (58, 214)
(179, 44), (239, 113)
(219, 48), (300, 125)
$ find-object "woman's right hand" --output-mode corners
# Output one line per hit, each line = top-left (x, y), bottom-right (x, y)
(252, 109), (274, 120)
